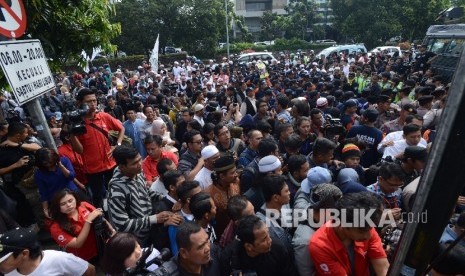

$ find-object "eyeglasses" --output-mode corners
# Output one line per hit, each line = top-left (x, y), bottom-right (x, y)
(191, 139), (204, 144)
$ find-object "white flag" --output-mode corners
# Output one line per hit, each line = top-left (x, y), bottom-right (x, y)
(80, 50), (90, 72)
(150, 34), (160, 73)
(91, 46), (103, 61)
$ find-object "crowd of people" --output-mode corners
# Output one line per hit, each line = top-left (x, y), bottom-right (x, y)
(0, 45), (464, 276)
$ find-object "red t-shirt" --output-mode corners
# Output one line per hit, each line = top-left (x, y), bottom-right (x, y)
(309, 221), (386, 276)
(49, 201), (98, 261)
(142, 151), (179, 182)
(58, 143), (87, 184)
(78, 112), (123, 174)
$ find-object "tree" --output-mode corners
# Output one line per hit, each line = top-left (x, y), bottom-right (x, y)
(330, 0), (448, 48)
(24, 0), (121, 67)
(111, 0), (229, 57)
(284, 0), (318, 40)
(260, 11), (287, 41)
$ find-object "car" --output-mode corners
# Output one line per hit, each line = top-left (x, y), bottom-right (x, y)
(315, 39), (337, 45)
(164, 46), (181, 54)
(368, 46), (403, 58)
(253, 42), (268, 46)
(317, 44), (367, 58)
(236, 52), (276, 65)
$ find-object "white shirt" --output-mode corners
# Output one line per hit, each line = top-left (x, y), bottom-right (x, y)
(193, 115), (205, 127)
(150, 177), (168, 195)
(382, 139), (427, 160)
(378, 130), (427, 153)
(240, 97), (257, 115)
(6, 250), (88, 276)
(194, 167), (213, 190)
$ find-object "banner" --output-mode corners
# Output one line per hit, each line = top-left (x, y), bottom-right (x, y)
(150, 34), (159, 73)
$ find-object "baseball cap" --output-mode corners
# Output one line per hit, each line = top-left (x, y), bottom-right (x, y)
(402, 103), (417, 114)
(301, 167), (332, 194)
(0, 227), (39, 264)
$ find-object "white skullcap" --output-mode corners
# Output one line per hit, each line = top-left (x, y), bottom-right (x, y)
(258, 155), (281, 173)
(201, 145), (219, 159)
(194, 104), (204, 112)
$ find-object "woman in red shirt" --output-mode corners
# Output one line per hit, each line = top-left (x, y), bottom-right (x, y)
(49, 189), (111, 263)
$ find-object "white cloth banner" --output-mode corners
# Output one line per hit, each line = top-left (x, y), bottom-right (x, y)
(80, 50), (90, 72)
(150, 34), (159, 73)
(91, 46), (102, 62)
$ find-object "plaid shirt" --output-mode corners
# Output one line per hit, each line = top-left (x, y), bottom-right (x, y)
(366, 182), (402, 209)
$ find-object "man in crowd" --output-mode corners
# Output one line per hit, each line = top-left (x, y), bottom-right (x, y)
(220, 215), (297, 276)
(310, 192), (389, 275)
(108, 146), (181, 246)
(0, 227), (96, 275)
(194, 145), (220, 190)
(0, 122), (41, 226)
(171, 222), (221, 275)
(178, 130), (204, 181)
(142, 135), (178, 186)
(70, 88), (125, 208)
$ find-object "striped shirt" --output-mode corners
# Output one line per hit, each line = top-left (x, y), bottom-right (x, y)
(108, 167), (162, 242)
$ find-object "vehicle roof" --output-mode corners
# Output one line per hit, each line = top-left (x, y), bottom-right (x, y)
(426, 24), (465, 37)
(318, 44), (367, 56)
(238, 52), (274, 57)
(370, 46), (401, 52)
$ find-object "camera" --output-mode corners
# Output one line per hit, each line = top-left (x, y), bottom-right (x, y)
(62, 104), (88, 136)
(323, 114), (345, 137)
(125, 248), (177, 276)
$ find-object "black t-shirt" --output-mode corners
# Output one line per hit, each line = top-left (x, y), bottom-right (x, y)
(0, 145), (33, 185)
(220, 239), (297, 276)
(104, 105), (124, 122)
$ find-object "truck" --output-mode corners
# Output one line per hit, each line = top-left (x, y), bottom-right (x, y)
(423, 24), (465, 82)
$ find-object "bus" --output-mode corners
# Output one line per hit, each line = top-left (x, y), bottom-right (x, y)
(423, 24), (465, 82)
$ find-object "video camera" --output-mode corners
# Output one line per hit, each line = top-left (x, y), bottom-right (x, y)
(125, 247), (178, 276)
(323, 114), (345, 138)
(62, 104), (88, 136)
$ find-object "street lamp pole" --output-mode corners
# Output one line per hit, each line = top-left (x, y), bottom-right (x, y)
(225, 0), (230, 58)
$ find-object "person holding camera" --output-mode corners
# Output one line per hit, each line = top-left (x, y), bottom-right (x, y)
(49, 189), (113, 263)
(102, 232), (162, 276)
(69, 88), (125, 208)
(0, 122), (41, 227)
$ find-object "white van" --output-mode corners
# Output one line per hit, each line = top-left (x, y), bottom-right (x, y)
(317, 44), (368, 58)
(368, 46), (403, 58)
(236, 52), (276, 65)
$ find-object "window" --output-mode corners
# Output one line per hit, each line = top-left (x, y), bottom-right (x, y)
(426, 38), (465, 55)
(246, 2), (266, 11)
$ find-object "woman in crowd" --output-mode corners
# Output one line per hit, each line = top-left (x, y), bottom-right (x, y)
(152, 119), (178, 154)
(202, 122), (216, 146)
(49, 189), (112, 263)
(295, 116), (314, 155)
(101, 232), (161, 276)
